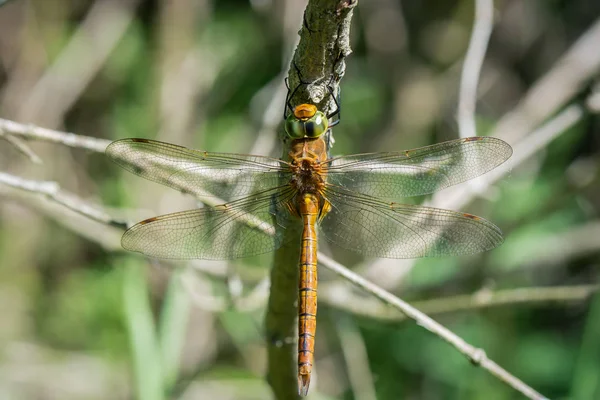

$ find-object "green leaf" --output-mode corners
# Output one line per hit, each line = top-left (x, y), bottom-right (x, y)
(122, 259), (165, 400)
(159, 268), (191, 390)
(570, 294), (600, 400)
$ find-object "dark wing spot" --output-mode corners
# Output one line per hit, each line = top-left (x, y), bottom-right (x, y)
(130, 138), (151, 143)
(462, 213), (480, 220)
(138, 216), (159, 225)
(464, 137), (483, 142)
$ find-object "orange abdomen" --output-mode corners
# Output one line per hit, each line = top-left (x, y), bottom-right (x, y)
(297, 193), (319, 396)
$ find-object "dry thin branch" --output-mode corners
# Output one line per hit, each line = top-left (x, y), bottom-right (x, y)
(0, 172), (127, 230)
(458, 0), (494, 138)
(0, 178), (123, 250)
(321, 283), (599, 322)
(318, 254), (549, 400)
(0, 132), (42, 164)
(0, 118), (111, 152)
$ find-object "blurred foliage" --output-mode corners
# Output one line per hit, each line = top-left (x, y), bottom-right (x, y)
(0, 0), (599, 399)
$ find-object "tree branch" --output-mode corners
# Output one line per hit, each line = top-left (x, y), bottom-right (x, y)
(321, 283), (599, 322)
(318, 254), (549, 400)
(266, 1), (356, 398)
(0, 118), (110, 152)
(0, 172), (127, 230)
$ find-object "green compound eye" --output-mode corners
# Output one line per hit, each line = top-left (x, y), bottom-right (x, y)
(285, 114), (305, 139)
(285, 106), (329, 139)
(304, 111), (328, 138)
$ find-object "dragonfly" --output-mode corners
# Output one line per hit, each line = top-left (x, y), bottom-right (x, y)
(106, 101), (512, 396)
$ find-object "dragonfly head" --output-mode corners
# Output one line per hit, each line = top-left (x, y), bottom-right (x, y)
(285, 104), (329, 139)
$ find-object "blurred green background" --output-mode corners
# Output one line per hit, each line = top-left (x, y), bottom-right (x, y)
(0, 0), (599, 399)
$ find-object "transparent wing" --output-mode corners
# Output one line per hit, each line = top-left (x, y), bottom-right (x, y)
(122, 187), (296, 260)
(320, 186), (503, 259)
(106, 138), (290, 200)
(325, 137), (512, 199)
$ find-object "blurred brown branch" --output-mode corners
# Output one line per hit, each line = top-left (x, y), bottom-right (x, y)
(321, 283), (599, 322)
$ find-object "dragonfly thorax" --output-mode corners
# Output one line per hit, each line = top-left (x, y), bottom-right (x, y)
(289, 157), (325, 194)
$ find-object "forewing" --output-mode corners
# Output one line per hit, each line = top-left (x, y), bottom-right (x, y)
(320, 186), (503, 258)
(106, 138), (289, 200)
(122, 187), (296, 260)
(326, 137), (512, 199)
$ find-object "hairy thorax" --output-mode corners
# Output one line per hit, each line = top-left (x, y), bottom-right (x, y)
(288, 138), (328, 196)
(285, 137), (332, 220)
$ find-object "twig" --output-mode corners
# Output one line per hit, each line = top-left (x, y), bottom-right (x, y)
(0, 172), (127, 229)
(0, 178), (123, 251)
(321, 283), (599, 322)
(0, 132), (42, 164)
(0, 118), (110, 152)
(458, 0), (494, 138)
(318, 254), (549, 400)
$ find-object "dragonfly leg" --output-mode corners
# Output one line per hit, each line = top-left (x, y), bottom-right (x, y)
(325, 82), (341, 128)
(285, 59), (341, 129)
(284, 61), (312, 120)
